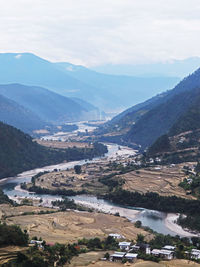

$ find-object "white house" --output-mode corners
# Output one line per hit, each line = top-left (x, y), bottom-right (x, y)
(190, 249), (200, 260)
(30, 240), (44, 249)
(151, 249), (174, 260)
(110, 252), (125, 262)
(124, 253), (138, 263)
(162, 245), (176, 251)
(119, 242), (131, 251)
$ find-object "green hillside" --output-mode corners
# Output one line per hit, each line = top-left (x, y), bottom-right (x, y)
(0, 122), (107, 179)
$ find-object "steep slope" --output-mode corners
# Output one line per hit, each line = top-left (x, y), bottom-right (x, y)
(0, 83), (90, 123)
(0, 94), (45, 133)
(0, 122), (107, 179)
(125, 68), (200, 148)
(147, 94), (200, 163)
(95, 91), (169, 136)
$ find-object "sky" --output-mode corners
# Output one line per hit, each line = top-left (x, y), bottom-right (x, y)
(0, 0), (200, 66)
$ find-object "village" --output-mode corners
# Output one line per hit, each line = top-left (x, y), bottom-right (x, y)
(29, 233), (200, 265)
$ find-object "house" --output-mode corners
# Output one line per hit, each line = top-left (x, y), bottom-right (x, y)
(124, 253), (138, 263)
(162, 245), (176, 251)
(109, 233), (124, 239)
(119, 242), (131, 251)
(190, 249), (200, 260)
(30, 240), (44, 249)
(151, 249), (174, 260)
(110, 252), (126, 262)
(130, 244), (140, 251)
(131, 243), (151, 254)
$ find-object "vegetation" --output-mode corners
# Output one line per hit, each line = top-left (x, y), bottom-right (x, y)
(0, 121), (107, 179)
(0, 188), (13, 205)
(22, 184), (86, 196)
(51, 197), (92, 212)
(2, 235), (118, 267)
(74, 165), (82, 174)
(106, 188), (200, 232)
(0, 224), (28, 247)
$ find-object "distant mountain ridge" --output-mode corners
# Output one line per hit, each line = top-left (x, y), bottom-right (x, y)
(0, 93), (46, 133)
(0, 53), (179, 111)
(55, 61), (179, 110)
(92, 57), (200, 77)
(0, 83), (100, 125)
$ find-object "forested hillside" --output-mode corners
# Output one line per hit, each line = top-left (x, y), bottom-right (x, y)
(0, 122), (107, 179)
(97, 67), (200, 150)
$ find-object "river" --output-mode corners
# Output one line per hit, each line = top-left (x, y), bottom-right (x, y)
(0, 128), (197, 237)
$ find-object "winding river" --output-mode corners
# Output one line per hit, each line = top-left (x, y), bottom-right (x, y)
(0, 127), (196, 237)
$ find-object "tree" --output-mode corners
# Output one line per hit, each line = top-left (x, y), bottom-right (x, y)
(74, 165), (82, 174)
(137, 234), (145, 243)
(135, 220), (142, 228)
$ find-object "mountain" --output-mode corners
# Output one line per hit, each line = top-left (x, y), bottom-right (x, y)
(71, 97), (102, 120)
(0, 121), (107, 179)
(55, 61), (179, 111)
(0, 53), (179, 112)
(125, 68), (200, 149)
(0, 53), (116, 111)
(96, 67), (200, 150)
(92, 57), (200, 77)
(0, 83), (95, 123)
(147, 94), (200, 164)
(0, 93), (46, 133)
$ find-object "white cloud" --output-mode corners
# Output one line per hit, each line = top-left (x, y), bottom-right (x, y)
(0, 0), (200, 66)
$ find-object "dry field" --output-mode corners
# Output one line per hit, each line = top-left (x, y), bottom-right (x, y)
(68, 251), (107, 267)
(68, 259), (200, 267)
(120, 164), (195, 199)
(30, 159), (194, 199)
(36, 139), (91, 149)
(31, 160), (113, 195)
(0, 204), (55, 219)
(5, 210), (151, 244)
(0, 246), (27, 265)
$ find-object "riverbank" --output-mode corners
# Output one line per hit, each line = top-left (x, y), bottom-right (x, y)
(165, 213), (200, 237)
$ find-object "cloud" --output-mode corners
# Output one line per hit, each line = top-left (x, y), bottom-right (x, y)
(0, 0), (200, 66)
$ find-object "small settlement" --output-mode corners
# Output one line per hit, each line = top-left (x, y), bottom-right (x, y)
(107, 234), (200, 263)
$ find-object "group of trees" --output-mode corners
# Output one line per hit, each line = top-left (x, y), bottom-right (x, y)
(0, 224), (28, 247)
(0, 188), (13, 205)
(106, 188), (200, 232)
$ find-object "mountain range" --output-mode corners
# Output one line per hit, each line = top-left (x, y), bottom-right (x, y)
(93, 57), (200, 77)
(0, 53), (179, 112)
(97, 67), (200, 152)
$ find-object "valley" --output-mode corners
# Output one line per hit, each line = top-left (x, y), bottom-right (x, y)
(1, 56), (200, 266)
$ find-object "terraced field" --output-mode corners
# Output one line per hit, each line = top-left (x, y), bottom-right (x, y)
(121, 163), (195, 199)
(5, 210), (151, 244)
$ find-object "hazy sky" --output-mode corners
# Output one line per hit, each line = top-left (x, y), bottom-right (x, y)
(0, 0), (200, 66)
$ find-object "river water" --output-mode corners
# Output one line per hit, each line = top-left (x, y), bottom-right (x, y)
(0, 127), (193, 237)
